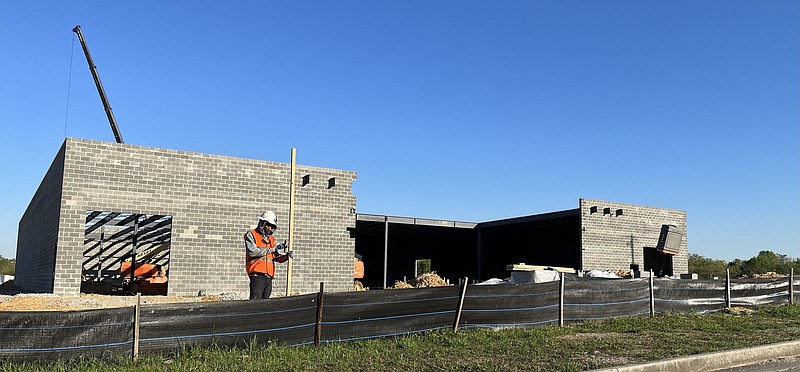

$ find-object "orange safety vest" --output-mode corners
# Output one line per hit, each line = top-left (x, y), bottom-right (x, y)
(246, 229), (276, 277)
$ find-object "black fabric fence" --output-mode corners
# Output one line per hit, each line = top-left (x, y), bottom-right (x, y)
(1, 274), (797, 361)
(564, 278), (651, 321)
(0, 308), (133, 361)
(139, 294), (318, 353)
(653, 279), (726, 313)
(321, 286), (460, 342)
(460, 280), (560, 329)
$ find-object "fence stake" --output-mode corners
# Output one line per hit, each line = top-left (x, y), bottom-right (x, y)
(649, 270), (655, 317)
(791, 268), (795, 305)
(133, 292), (141, 361)
(453, 277), (468, 333)
(559, 272), (565, 327)
(725, 269), (731, 310)
(314, 282), (324, 347)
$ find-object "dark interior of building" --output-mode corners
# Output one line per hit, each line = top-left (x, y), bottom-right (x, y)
(478, 210), (581, 280)
(351, 210), (581, 287)
(352, 218), (477, 289)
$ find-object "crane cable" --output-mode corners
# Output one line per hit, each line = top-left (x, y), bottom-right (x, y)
(64, 33), (76, 139)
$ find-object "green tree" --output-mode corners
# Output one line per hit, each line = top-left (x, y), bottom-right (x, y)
(688, 254), (728, 279)
(0, 255), (15, 276)
(727, 250), (797, 277)
(728, 258), (745, 278)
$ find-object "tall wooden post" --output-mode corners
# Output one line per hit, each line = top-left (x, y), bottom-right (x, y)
(286, 148), (296, 297)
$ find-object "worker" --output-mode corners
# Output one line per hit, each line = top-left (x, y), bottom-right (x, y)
(245, 210), (293, 299)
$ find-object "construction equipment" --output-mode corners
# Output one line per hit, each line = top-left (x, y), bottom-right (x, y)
(120, 261), (167, 287)
(72, 25), (125, 144)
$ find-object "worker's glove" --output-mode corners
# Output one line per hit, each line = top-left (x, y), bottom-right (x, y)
(274, 243), (288, 255)
(287, 251), (294, 259)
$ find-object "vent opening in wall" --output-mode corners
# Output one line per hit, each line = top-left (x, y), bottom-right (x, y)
(81, 211), (172, 295)
(328, 177), (336, 189)
(302, 175), (310, 186)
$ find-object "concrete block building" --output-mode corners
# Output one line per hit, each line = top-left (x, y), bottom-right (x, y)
(353, 199), (687, 287)
(16, 138), (687, 296)
(16, 138), (356, 296)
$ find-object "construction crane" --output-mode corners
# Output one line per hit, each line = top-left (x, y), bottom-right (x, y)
(72, 25), (124, 144)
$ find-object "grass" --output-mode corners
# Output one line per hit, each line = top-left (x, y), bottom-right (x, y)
(2, 304), (800, 372)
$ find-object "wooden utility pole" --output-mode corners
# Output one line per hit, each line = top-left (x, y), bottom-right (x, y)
(286, 148), (297, 297)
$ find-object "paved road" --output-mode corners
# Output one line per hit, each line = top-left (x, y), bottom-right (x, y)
(714, 356), (800, 372)
(593, 340), (800, 372)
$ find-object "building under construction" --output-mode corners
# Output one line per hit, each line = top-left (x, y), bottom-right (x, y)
(15, 138), (687, 296)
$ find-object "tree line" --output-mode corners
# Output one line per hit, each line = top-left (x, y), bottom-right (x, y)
(0, 255), (14, 276)
(689, 250), (800, 279)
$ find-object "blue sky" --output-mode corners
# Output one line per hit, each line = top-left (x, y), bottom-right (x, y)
(1, 1), (797, 261)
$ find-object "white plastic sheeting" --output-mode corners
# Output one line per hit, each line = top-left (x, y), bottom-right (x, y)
(511, 270), (561, 284)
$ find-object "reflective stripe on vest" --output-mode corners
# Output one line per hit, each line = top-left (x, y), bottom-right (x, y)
(246, 229), (276, 276)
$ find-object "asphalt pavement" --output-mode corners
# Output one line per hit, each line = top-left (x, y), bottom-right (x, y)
(713, 355), (800, 372)
(589, 339), (800, 372)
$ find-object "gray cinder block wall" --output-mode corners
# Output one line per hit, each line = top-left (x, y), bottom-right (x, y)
(16, 138), (357, 297)
(579, 198), (688, 274)
(15, 143), (66, 293)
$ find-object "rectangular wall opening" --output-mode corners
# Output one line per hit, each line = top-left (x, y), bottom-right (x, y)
(643, 247), (673, 277)
(82, 211), (172, 295)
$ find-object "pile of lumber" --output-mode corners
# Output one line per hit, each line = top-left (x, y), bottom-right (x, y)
(391, 272), (450, 289)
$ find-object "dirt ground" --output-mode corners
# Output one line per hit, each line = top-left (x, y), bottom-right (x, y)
(0, 280), (233, 311)
(0, 272), (455, 311)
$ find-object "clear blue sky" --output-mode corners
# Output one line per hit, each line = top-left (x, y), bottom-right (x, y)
(1, 1), (798, 262)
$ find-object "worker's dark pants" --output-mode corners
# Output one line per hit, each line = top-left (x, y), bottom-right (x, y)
(249, 273), (273, 299)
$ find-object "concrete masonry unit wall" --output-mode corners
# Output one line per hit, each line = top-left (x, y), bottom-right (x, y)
(17, 138), (357, 297)
(15, 143), (66, 293)
(580, 198), (688, 274)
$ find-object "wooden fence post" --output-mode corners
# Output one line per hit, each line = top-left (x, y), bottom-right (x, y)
(649, 270), (655, 317)
(314, 282), (324, 347)
(133, 292), (141, 361)
(725, 269), (731, 310)
(790, 268), (794, 305)
(559, 273), (565, 327)
(453, 277), (468, 333)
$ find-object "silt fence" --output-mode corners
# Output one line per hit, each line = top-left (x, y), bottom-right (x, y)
(1, 272), (797, 361)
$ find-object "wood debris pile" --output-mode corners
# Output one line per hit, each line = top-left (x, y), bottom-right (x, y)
(615, 270), (632, 278)
(391, 280), (413, 289)
(723, 306), (755, 315)
(749, 272), (784, 279)
(391, 272), (450, 289)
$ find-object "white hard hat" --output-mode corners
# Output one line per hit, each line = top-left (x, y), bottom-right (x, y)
(258, 210), (278, 227)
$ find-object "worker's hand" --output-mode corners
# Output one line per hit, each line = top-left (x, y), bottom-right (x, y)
(287, 251), (294, 259)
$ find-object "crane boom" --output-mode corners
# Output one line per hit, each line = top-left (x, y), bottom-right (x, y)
(72, 25), (124, 144)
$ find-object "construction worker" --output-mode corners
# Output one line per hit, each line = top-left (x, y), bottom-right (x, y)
(245, 210), (293, 299)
